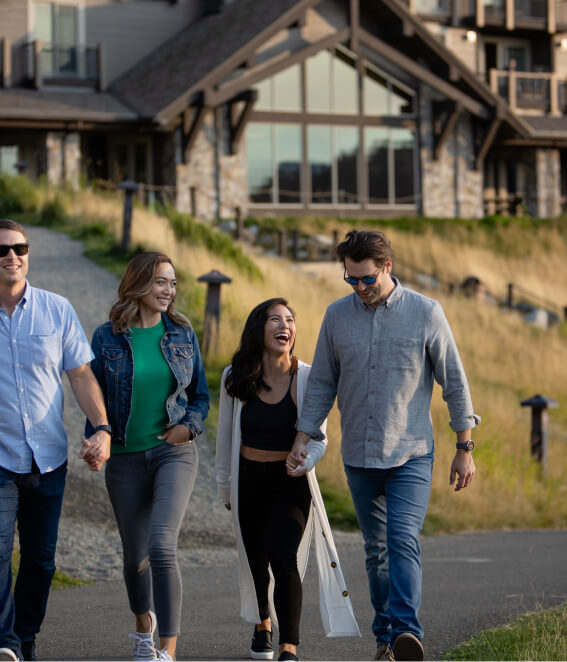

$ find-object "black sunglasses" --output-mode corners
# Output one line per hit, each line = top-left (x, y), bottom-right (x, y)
(0, 243), (29, 257)
(343, 264), (383, 286)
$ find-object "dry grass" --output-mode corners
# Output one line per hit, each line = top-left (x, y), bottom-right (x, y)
(67, 191), (567, 532)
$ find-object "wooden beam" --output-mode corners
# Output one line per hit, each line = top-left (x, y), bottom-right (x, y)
(402, 20), (415, 37)
(230, 90), (258, 152)
(433, 102), (462, 160)
(358, 28), (490, 118)
(475, 117), (502, 170)
(183, 103), (206, 163)
(2, 38), (11, 88)
(350, 0), (359, 52)
(207, 27), (350, 107)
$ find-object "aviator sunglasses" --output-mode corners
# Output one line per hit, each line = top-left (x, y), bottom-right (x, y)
(0, 243), (29, 257)
(343, 264), (384, 286)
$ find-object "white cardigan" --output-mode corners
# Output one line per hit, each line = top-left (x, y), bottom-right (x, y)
(215, 361), (360, 638)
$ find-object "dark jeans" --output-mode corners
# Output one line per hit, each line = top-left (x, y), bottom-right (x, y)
(105, 441), (198, 637)
(344, 452), (434, 645)
(0, 461), (67, 654)
(238, 456), (311, 646)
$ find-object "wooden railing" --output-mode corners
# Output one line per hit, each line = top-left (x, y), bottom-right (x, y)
(489, 68), (567, 115)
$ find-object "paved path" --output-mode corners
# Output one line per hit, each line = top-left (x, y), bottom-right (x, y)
(23, 226), (567, 660)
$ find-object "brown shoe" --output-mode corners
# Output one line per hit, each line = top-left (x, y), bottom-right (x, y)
(374, 644), (395, 661)
(392, 633), (424, 661)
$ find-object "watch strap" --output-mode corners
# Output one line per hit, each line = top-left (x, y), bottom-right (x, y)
(93, 424), (112, 435)
(456, 440), (474, 451)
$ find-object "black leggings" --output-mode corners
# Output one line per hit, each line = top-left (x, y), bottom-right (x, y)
(238, 455), (311, 646)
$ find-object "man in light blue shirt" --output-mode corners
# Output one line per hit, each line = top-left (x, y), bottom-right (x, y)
(0, 219), (111, 662)
(288, 230), (479, 661)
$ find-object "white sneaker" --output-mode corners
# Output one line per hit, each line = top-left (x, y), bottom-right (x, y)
(129, 611), (158, 661)
(0, 649), (20, 662)
(158, 649), (174, 661)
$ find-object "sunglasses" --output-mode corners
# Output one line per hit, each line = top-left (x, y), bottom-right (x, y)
(343, 264), (383, 286)
(0, 243), (29, 257)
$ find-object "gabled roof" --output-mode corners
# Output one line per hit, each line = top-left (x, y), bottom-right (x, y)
(111, 0), (304, 123)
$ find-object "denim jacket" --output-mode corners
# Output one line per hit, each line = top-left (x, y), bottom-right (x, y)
(86, 314), (209, 445)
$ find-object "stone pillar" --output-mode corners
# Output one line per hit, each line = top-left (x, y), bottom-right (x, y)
(63, 133), (81, 190)
(536, 149), (561, 217)
(46, 132), (64, 186)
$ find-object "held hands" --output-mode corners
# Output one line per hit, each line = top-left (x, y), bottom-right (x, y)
(158, 424), (193, 445)
(286, 431), (311, 477)
(449, 450), (476, 491)
(80, 430), (111, 472)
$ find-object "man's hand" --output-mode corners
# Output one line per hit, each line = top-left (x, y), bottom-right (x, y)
(449, 450), (476, 491)
(80, 430), (111, 472)
(287, 431), (310, 477)
(158, 424), (193, 445)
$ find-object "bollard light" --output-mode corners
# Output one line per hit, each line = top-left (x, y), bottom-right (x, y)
(197, 269), (232, 357)
(520, 394), (559, 474)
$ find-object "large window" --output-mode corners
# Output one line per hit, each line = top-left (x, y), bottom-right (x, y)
(246, 123), (302, 203)
(35, 2), (79, 76)
(366, 127), (416, 205)
(248, 47), (417, 208)
(0, 146), (18, 175)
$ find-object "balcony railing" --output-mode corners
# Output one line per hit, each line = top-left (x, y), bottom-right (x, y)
(15, 40), (105, 90)
(490, 68), (567, 114)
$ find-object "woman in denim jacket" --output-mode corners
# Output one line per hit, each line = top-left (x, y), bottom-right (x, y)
(86, 252), (209, 661)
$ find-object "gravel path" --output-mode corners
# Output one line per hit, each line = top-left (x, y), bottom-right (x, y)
(26, 226), (239, 581)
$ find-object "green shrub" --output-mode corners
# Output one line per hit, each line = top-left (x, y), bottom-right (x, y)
(0, 174), (38, 216)
(40, 194), (68, 226)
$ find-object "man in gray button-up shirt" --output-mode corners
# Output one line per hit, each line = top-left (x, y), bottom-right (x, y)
(287, 230), (479, 661)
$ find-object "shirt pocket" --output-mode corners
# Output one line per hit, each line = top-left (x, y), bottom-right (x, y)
(101, 346), (128, 374)
(387, 337), (421, 371)
(29, 329), (60, 367)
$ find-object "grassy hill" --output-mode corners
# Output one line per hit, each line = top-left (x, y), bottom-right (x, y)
(7, 176), (567, 534)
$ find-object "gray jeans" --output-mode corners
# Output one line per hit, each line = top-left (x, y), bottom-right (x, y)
(105, 440), (198, 637)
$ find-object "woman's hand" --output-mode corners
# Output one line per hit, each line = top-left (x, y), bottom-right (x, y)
(158, 424), (193, 445)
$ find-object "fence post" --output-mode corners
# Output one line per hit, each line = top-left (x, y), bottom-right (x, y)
(332, 230), (339, 260)
(235, 207), (243, 240)
(190, 186), (197, 217)
(118, 180), (139, 251)
(197, 270), (232, 357)
(277, 230), (286, 258)
(520, 394), (559, 475)
(291, 230), (299, 261)
(507, 283), (514, 308)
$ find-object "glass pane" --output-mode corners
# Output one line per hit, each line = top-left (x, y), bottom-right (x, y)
(364, 70), (389, 116)
(0, 146), (18, 175)
(274, 64), (301, 112)
(57, 5), (77, 45)
(336, 127), (358, 203)
(507, 47), (527, 71)
(246, 123), (273, 203)
(308, 125), (332, 203)
(393, 128), (415, 204)
(276, 125), (301, 203)
(333, 56), (358, 114)
(254, 78), (272, 111)
(306, 50), (332, 113)
(391, 85), (413, 115)
(366, 128), (389, 204)
(35, 3), (53, 42)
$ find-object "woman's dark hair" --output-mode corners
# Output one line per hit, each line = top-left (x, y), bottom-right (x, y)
(225, 297), (295, 401)
(336, 229), (393, 265)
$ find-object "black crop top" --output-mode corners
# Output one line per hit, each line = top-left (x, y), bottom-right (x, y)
(241, 374), (298, 452)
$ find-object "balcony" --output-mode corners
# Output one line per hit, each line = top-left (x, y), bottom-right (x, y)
(1, 39), (106, 91)
(490, 68), (567, 114)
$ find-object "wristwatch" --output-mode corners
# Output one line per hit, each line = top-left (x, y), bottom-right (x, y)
(456, 440), (474, 451)
(93, 424), (112, 435)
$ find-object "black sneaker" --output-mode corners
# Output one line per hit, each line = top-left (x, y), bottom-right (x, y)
(278, 653), (299, 661)
(20, 641), (36, 662)
(250, 627), (273, 660)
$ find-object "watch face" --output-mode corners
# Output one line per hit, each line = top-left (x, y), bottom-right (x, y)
(465, 440), (474, 451)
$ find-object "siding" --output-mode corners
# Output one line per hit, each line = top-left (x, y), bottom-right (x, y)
(84, 0), (206, 85)
(0, 0), (29, 42)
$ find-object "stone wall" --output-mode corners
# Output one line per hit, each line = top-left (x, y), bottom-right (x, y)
(535, 148), (561, 218)
(174, 109), (248, 221)
(46, 132), (80, 189)
(419, 89), (483, 218)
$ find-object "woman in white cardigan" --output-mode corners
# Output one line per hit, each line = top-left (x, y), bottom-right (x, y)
(216, 298), (359, 662)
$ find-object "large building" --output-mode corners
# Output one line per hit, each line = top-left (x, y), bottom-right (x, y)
(1, 0), (566, 219)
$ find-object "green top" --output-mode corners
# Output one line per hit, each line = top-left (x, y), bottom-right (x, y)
(112, 319), (177, 455)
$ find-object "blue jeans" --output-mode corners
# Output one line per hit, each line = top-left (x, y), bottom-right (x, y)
(0, 461), (67, 654)
(105, 441), (198, 637)
(344, 452), (433, 645)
